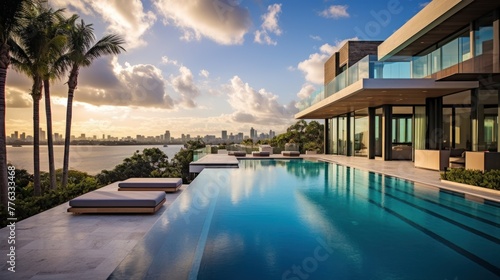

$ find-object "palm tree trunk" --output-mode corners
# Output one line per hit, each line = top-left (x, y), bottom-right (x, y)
(62, 86), (75, 188)
(0, 44), (9, 208)
(43, 79), (56, 189)
(33, 96), (41, 196)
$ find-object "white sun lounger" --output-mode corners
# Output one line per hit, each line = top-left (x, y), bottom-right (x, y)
(118, 178), (182, 192)
(68, 190), (166, 214)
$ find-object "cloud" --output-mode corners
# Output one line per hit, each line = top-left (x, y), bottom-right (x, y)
(5, 88), (32, 108)
(154, 0), (252, 45)
(320, 5), (349, 19)
(254, 4), (282, 45)
(161, 56), (179, 66)
(297, 37), (358, 84)
(419, 2), (430, 8)
(225, 76), (298, 125)
(66, 57), (174, 108)
(170, 66), (200, 108)
(199, 69), (210, 78)
(50, 0), (156, 49)
(297, 84), (317, 100)
(310, 35), (322, 41)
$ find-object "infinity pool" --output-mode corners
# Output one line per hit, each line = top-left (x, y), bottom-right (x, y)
(109, 160), (500, 279)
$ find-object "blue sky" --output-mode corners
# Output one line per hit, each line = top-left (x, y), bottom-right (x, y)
(5, 0), (427, 139)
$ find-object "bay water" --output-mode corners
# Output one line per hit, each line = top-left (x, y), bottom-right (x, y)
(6, 144), (184, 175)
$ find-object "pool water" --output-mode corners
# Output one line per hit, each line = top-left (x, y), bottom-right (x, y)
(109, 160), (500, 279)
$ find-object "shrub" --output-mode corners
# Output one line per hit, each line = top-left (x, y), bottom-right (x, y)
(441, 168), (500, 190)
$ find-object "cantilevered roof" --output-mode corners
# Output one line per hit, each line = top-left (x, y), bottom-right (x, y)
(378, 0), (499, 60)
(295, 79), (479, 119)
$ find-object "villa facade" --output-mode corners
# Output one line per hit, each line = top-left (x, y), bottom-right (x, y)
(296, 0), (500, 169)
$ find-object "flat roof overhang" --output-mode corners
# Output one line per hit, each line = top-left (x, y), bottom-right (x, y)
(295, 79), (479, 119)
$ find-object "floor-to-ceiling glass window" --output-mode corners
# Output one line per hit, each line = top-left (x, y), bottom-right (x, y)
(391, 107), (413, 160)
(414, 106), (426, 151)
(474, 12), (494, 57)
(338, 115), (347, 155)
(443, 91), (472, 151)
(375, 108), (383, 157)
(354, 109), (369, 157)
(443, 108), (453, 149)
(330, 118), (338, 154)
(477, 89), (499, 151)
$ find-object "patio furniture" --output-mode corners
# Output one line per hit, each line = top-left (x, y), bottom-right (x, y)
(282, 151), (300, 157)
(259, 145), (273, 154)
(230, 151), (246, 157)
(465, 151), (500, 172)
(414, 149), (450, 171)
(68, 190), (166, 214)
(118, 178), (182, 192)
(252, 151), (270, 157)
(448, 148), (466, 168)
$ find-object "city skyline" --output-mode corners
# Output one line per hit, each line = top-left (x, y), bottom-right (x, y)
(5, 1), (426, 138)
(7, 127), (277, 144)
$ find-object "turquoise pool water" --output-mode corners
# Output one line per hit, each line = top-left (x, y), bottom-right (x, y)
(109, 160), (500, 279)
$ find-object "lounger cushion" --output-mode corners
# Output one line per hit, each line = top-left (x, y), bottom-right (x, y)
(118, 178), (182, 189)
(69, 191), (166, 208)
(282, 151), (300, 156)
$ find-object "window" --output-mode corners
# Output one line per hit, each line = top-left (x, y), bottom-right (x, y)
(474, 12), (494, 56)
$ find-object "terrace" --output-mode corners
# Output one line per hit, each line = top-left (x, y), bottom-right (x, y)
(1, 154), (499, 279)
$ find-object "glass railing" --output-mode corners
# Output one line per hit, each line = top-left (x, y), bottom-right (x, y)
(298, 36), (474, 112)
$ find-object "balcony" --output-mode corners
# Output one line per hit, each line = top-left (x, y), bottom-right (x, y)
(298, 35), (496, 113)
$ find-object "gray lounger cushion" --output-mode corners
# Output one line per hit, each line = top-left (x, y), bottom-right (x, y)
(69, 191), (166, 208)
(118, 178), (182, 189)
(282, 151), (300, 156)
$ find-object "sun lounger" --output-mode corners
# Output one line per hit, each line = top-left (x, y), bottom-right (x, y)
(68, 191), (166, 214)
(230, 151), (246, 157)
(282, 151), (300, 157)
(118, 178), (182, 192)
(252, 151), (270, 157)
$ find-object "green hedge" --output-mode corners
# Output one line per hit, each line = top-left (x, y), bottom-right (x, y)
(441, 168), (500, 190)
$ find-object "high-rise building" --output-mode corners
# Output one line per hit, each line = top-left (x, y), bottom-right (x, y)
(222, 130), (227, 140)
(250, 127), (255, 139)
(40, 128), (46, 141)
(165, 130), (171, 143)
(20, 132), (26, 140)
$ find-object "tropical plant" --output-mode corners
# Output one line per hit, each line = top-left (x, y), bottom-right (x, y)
(0, 0), (31, 210)
(10, 3), (67, 195)
(61, 19), (125, 188)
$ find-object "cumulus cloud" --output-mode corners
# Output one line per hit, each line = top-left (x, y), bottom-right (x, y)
(297, 84), (317, 100)
(161, 56), (179, 66)
(320, 5), (350, 19)
(254, 4), (282, 45)
(154, 0), (252, 45)
(64, 57), (175, 108)
(297, 37), (358, 84)
(50, 0), (156, 49)
(170, 66), (200, 108)
(225, 76), (298, 125)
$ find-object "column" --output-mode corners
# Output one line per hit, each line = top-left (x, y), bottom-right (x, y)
(368, 107), (376, 159)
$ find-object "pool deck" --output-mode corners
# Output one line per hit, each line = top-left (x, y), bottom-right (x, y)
(1, 154), (499, 279)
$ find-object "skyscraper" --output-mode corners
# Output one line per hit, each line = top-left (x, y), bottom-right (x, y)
(250, 127), (255, 139)
(222, 130), (227, 140)
(164, 130), (171, 143)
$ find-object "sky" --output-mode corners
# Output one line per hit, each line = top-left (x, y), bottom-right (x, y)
(5, 0), (428, 139)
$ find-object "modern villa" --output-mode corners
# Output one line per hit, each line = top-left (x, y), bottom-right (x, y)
(296, 0), (500, 171)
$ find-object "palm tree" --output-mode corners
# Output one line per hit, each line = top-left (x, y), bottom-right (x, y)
(42, 12), (70, 190)
(10, 3), (66, 195)
(0, 0), (31, 209)
(61, 20), (125, 188)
